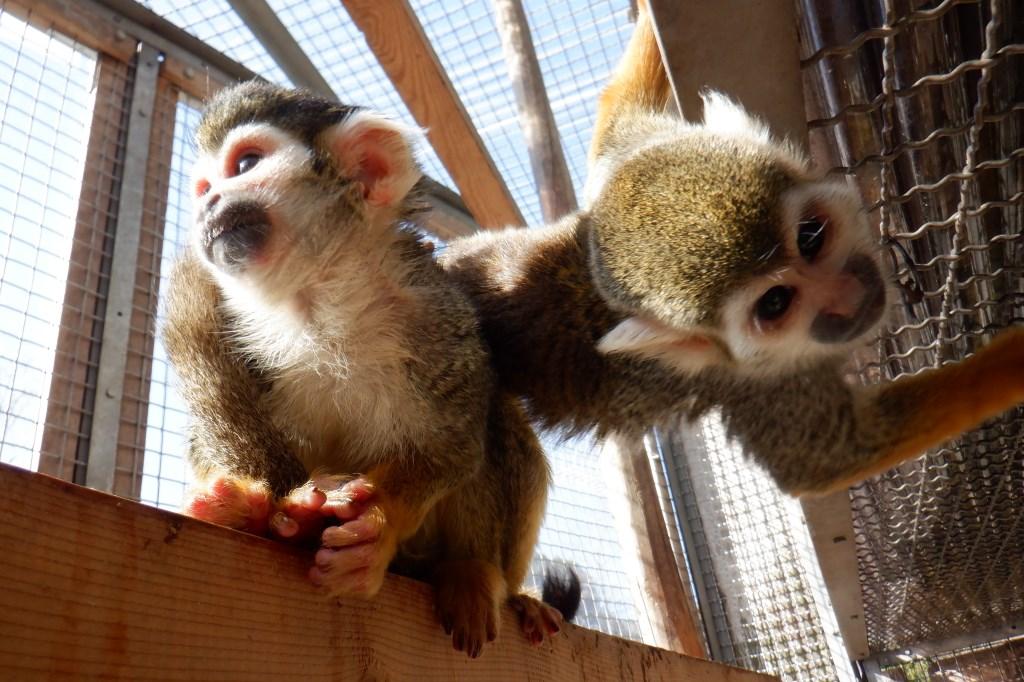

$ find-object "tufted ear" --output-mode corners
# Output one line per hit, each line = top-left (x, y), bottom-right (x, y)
(699, 90), (772, 144)
(598, 316), (730, 374)
(323, 111), (422, 208)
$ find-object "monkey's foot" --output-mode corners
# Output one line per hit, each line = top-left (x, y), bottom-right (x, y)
(508, 594), (563, 645)
(269, 475), (370, 543)
(184, 475), (273, 535)
(309, 490), (393, 599)
(433, 560), (504, 658)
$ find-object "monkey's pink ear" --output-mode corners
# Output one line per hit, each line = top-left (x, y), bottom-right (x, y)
(325, 111), (422, 208)
(597, 317), (729, 373)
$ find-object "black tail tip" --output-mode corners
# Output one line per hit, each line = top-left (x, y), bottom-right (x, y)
(542, 563), (582, 623)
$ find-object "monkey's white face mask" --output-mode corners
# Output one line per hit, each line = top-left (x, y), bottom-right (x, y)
(591, 92), (892, 379)
(189, 112), (422, 307)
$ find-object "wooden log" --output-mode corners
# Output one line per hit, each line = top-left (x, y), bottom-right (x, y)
(491, 0), (578, 221)
(647, 0), (808, 147)
(340, 0), (524, 229)
(38, 54), (130, 485)
(0, 463), (775, 681)
(601, 434), (707, 657)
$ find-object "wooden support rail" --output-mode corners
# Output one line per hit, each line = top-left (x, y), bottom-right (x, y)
(0, 464), (775, 681)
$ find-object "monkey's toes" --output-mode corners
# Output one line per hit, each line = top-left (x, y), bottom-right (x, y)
(436, 599), (498, 659)
(184, 476), (272, 534)
(432, 562), (503, 658)
(509, 594), (563, 645)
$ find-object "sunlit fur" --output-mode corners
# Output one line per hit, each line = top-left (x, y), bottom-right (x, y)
(165, 81), (566, 654)
(589, 92), (890, 378)
(191, 119), (430, 470)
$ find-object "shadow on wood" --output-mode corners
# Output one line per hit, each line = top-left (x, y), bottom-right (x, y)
(0, 463), (775, 680)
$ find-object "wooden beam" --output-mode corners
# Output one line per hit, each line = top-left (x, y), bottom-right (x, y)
(646, 0), (808, 148)
(340, 0), (524, 229)
(800, 492), (871, 660)
(602, 433), (707, 657)
(38, 54), (131, 485)
(492, 0), (578, 222)
(84, 43), (162, 493)
(113, 76), (180, 499)
(0, 464), (775, 681)
(224, 0), (336, 98)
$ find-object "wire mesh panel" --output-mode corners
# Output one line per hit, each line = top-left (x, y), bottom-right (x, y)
(0, 5), (99, 476)
(666, 417), (856, 682)
(799, 0), (1024, 664)
(876, 635), (1024, 681)
(138, 96), (200, 510)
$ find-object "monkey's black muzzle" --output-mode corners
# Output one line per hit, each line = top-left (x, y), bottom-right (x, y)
(200, 199), (271, 272)
(810, 255), (886, 344)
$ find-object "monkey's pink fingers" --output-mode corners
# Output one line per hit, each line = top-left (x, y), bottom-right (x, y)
(269, 485), (328, 542)
(320, 514), (382, 548)
(308, 545), (378, 596)
(184, 476), (272, 535)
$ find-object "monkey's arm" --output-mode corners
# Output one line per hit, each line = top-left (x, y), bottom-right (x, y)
(722, 327), (1024, 495)
(162, 254), (308, 509)
(831, 327), (1024, 493)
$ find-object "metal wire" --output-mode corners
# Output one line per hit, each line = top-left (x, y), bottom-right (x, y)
(668, 415), (856, 681)
(0, 4), (105, 479)
(800, 0), (1024, 666)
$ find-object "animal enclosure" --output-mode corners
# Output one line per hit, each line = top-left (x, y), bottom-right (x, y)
(0, 0), (1021, 680)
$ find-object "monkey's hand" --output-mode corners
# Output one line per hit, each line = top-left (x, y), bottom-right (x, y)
(308, 477), (399, 599)
(184, 475), (274, 535)
(266, 475), (369, 543)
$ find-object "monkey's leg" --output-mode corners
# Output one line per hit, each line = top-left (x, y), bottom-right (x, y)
(801, 326), (1024, 495)
(490, 394), (564, 646)
(166, 255), (310, 528)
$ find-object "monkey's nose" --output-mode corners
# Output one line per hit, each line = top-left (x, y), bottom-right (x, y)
(809, 256), (886, 343)
(202, 200), (271, 273)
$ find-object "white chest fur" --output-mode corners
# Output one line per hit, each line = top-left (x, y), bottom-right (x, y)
(220, 269), (429, 474)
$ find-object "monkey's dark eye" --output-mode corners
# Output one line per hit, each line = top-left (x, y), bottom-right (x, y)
(235, 152), (262, 176)
(797, 218), (826, 261)
(755, 286), (795, 322)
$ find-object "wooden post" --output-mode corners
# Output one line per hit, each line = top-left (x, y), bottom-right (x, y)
(38, 54), (131, 484)
(491, 0), (578, 222)
(340, 0), (524, 229)
(602, 433), (706, 657)
(0, 464), (777, 681)
(646, 0), (808, 146)
(112, 76), (179, 499)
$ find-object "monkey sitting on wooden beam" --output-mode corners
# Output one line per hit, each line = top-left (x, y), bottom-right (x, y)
(439, 5), (1024, 495)
(162, 81), (575, 657)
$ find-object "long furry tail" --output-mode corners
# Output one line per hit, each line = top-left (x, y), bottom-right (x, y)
(542, 563), (582, 622)
(590, 0), (673, 161)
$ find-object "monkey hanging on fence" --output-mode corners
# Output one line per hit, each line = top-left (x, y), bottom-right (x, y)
(162, 81), (575, 657)
(439, 2), (1024, 495)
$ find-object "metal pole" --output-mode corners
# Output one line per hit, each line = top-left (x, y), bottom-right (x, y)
(85, 43), (161, 492)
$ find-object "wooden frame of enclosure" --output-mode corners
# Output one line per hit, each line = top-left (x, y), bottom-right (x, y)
(0, 0), (807, 677)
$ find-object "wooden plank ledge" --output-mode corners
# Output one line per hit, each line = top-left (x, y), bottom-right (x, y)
(0, 463), (775, 680)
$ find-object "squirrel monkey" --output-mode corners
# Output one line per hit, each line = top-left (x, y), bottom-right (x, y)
(162, 81), (572, 656)
(440, 6), (1024, 495)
